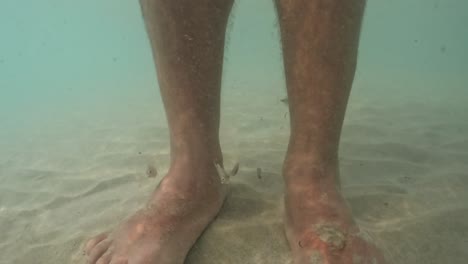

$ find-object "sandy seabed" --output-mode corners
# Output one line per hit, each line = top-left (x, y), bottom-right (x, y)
(1, 87), (467, 264)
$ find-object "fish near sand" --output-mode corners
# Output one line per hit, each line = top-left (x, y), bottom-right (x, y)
(146, 164), (158, 178)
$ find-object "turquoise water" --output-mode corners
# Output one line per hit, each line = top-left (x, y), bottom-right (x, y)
(1, 0), (467, 263)
(1, 0), (467, 118)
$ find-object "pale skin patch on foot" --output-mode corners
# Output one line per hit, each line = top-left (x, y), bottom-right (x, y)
(315, 224), (347, 250)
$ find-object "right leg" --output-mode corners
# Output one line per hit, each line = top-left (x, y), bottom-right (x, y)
(84, 0), (234, 263)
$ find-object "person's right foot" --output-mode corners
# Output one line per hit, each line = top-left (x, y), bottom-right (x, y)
(84, 160), (227, 264)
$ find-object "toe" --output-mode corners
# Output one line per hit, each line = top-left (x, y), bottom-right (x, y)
(87, 239), (112, 264)
(109, 257), (128, 264)
(96, 252), (112, 264)
(85, 233), (108, 254)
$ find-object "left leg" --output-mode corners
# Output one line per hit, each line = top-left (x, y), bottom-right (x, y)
(84, 0), (234, 264)
(275, 0), (386, 263)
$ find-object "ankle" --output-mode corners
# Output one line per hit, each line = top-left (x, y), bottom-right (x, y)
(170, 135), (223, 166)
(283, 152), (340, 189)
(158, 153), (224, 198)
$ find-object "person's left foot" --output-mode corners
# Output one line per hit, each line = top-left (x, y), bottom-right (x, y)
(283, 160), (387, 264)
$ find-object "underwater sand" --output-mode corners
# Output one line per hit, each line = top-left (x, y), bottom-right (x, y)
(0, 85), (467, 264)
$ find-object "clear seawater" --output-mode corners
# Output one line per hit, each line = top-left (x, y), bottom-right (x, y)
(0, 0), (467, 263)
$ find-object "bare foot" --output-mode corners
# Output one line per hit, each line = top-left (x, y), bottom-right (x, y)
(284, 161), (387, 264)
(84, 161), (227, 264)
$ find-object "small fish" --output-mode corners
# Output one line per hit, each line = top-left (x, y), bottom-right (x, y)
(215, 163), (229, 184)
(280, 97), (288, 105)
(230, 162), (240, 176)
(215, 162), (240, 184)
(146, 164), (158, 178)
(257, 168), (262, 179)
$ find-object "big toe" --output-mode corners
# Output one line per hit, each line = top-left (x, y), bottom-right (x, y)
(95, 252), (113, 264)
(85, 233), (108, 254)
(88, 239), (112, 264)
